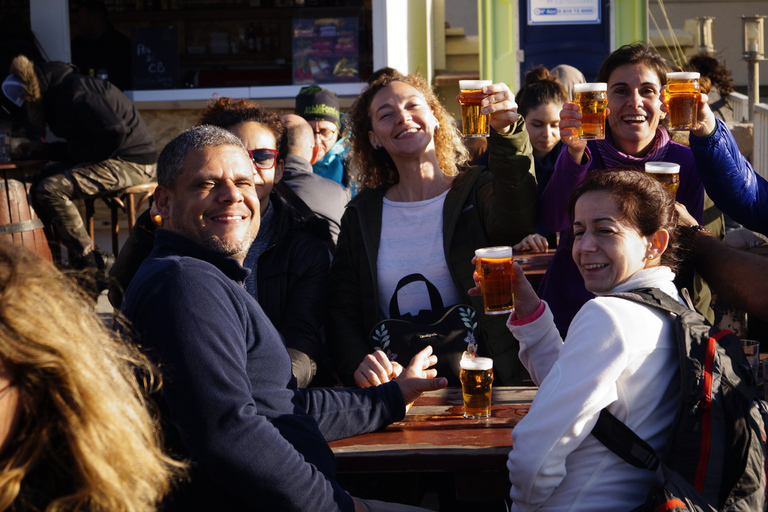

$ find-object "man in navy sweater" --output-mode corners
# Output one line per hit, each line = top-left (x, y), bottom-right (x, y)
(120, 125), (445, 512)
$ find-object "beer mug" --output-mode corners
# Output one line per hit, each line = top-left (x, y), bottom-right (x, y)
(475, 246), (514, 315)
(458, 80), (492, 138)
(645, 162), (680, 198)
(459, 354), (494, 418)
(665, 72), (700, 131)
(573, 82), (608, 140)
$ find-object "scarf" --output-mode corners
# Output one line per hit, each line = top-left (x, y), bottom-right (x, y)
(594, 125), (671, 171)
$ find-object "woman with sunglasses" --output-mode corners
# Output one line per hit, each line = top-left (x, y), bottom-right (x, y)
(110, 97), (333, 387)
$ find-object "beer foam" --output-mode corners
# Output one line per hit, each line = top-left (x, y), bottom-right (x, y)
(573, 82), (607, 93)
(667, 72), (700, 80)
(460, 356), (493, 371)
(645, 162), (680, 174)
(475, 246), (512, 259)
(459, 80), (492, 90)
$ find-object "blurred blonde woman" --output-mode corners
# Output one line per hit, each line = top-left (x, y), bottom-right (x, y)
(0, 242), (184, 511)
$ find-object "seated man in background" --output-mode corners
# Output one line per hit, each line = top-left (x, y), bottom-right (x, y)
(294, 84), (352, 189)
(279, 113), (349, 244)
(1, 55), (157, 291)
(120, 125), (446, 511)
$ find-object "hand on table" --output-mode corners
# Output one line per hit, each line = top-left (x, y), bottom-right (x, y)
(354, 350), (403, 388)
(513, 233), (549, 253)
(468, 256), (542, 320)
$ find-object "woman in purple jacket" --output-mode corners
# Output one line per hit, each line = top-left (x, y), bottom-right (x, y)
(538, 43), (705, 333)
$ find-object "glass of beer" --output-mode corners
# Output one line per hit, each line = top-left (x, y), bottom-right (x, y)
(459, 80), (492, 138)
(475, 246), (514, 314)
(645, 162), (680, 198)
(573, 82), (608, 140)
(460, 354), (494, 419)
(665, 72), (700, 131)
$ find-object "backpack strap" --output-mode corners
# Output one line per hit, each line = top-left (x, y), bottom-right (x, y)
(592, 409), (660, 471)
(591, 287), (686, 473)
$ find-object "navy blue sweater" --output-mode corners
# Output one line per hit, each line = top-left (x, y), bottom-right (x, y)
(121, 230), (406, 511)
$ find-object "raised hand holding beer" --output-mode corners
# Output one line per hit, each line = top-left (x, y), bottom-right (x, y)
(558, 101), (611, 165)
(457, 81), (519, 136)
(468, 255), (542, 320)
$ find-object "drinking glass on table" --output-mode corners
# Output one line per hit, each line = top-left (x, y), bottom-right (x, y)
(460, 354), (494, 419)
(458, 80), (493, 138)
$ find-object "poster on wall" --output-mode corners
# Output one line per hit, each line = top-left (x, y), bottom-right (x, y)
(528, 0), (601, 25)
(292, 16), (359, 85)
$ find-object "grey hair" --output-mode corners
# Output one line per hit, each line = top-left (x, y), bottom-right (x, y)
(157, 125), (248, 188)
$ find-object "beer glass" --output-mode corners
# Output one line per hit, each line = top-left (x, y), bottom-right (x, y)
(645, 162), (680, 198)
(459, 355), (494, 418)
(573, 82), (608, 140)
(665, 72), (700, 131)
(475, 246), (514, 314)
(459, 80), (492, 138)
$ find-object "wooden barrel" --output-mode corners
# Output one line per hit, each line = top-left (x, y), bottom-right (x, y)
(0, 162), (53, 263)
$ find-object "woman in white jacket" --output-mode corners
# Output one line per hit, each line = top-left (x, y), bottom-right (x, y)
(477, 169), (686, 511)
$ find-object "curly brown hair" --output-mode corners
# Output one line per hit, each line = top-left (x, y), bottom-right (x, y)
(347, 74), (469, 189)
(198, 96), (285, 154)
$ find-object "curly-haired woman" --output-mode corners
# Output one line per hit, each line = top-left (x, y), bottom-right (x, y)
(326, 74), (539, 388)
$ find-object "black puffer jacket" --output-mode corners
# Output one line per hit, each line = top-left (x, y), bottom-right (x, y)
(34, 61), (157, 165)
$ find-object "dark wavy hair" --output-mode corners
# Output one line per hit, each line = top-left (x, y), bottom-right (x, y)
(567, 168), (681, 271)
(516, 67), (568, 118)
(597, 43), (672, 86)
(347, 74), (469, 189)
(684, 54), (735, 95)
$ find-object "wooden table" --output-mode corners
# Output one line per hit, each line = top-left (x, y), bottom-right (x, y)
(329, 386), (536, 501)
(515, 248), (555, 277)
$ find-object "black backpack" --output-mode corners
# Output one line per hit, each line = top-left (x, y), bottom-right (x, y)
(592, 287), (768, 512)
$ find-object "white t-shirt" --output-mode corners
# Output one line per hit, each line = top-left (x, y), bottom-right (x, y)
(377, 190), (462, 318)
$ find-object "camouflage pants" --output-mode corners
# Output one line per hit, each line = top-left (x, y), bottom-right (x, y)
(33, 158), (156, 260)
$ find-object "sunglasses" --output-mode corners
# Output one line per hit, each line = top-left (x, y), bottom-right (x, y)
(248, 148), (279, 170)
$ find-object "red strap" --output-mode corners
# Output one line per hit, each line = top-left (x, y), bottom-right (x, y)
(694, 330), (730, 491)
(654, 499), (687, 512)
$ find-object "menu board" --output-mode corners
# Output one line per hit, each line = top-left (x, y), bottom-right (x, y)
(292, 16), (359, 85)
(131, 26), (178, 90)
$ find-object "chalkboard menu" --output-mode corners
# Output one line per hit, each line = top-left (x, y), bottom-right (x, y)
(131, 26), (178, 90)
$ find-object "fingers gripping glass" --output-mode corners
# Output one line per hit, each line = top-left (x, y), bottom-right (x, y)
(248, 149), (279, 170)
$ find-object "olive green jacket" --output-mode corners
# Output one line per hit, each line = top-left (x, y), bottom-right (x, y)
(326, 117), (538, 386)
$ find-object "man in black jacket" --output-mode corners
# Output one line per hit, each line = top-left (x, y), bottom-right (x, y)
(2, 54), (157, 283)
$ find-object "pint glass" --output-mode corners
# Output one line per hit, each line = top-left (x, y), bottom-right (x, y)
(459, 80), (492, 138)
(573, 83), (608, 140)
(665, 72), (700, 131)
(460, 355), (494, 418)
(645, 162), (680, 198)
(475, 246), (514, 314)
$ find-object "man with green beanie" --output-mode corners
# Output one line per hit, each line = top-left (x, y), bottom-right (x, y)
(295, 85), (351, 188)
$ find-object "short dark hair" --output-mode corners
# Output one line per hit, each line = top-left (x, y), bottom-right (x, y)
(567, 168), (681, 271)
(597, 43), (672, 86)
(157, 125), (246, 189)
